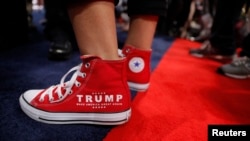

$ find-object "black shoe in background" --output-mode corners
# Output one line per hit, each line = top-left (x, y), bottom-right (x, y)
(45, 27), (74, 61)
(48, 39), (73, 61)
(189, 40), (235, 63)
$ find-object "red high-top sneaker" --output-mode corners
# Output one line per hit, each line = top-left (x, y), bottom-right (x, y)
(19, 56), (131, 125)
(119, 45), (152, 91)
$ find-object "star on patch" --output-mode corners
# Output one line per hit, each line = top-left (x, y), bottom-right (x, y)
(129, 57), (145, 73)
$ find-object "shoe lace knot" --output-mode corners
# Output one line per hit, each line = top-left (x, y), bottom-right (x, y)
(39, 62), (90, 103)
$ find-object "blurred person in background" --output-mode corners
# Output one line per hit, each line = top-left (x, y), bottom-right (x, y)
(43, 0), (76, 60)
(189, 0), (250, 79)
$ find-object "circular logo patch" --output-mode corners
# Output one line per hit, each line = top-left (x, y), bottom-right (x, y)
(129, 57), (145, 73)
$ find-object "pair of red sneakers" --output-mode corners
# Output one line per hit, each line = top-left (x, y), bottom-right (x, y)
(19, 45), (152, 125)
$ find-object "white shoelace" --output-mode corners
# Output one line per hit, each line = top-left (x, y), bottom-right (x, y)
(118, 49), (125, 57)
(233, 56), (250, 66)
(39, 63), (87, 103)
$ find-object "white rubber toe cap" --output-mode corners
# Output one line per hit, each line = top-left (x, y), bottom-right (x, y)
(22, 90), (43, 103)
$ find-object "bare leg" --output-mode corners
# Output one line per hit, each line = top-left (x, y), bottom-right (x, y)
(67, 0), (120, 60)
(121, 15), (158, 91)
(19, 0), (132, 125)
(125, 15), (158, 50)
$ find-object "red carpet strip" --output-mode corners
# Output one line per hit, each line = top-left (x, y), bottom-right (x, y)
(104, 39), (250, 141)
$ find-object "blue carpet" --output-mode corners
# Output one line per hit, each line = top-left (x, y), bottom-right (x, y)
(0, 10), (173, 141)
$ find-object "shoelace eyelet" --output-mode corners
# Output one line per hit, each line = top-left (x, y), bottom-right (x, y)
(126, 48), (130, 53)
(82, 73), (86, 78)
(59, 95), (63, 99)
(85, 63), (90, 68)
(76, 82), (81, 87)
(49, 97), (54, 102)
(39, 98), (44, 102)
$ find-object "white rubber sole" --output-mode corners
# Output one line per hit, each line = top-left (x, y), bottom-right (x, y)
(19, 95), (131, 125)
(128, 82), (149, 92)
(224, 73), (250, 79)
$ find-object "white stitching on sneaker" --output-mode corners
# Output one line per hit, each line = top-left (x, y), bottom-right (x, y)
(39, 63), (89, 103)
